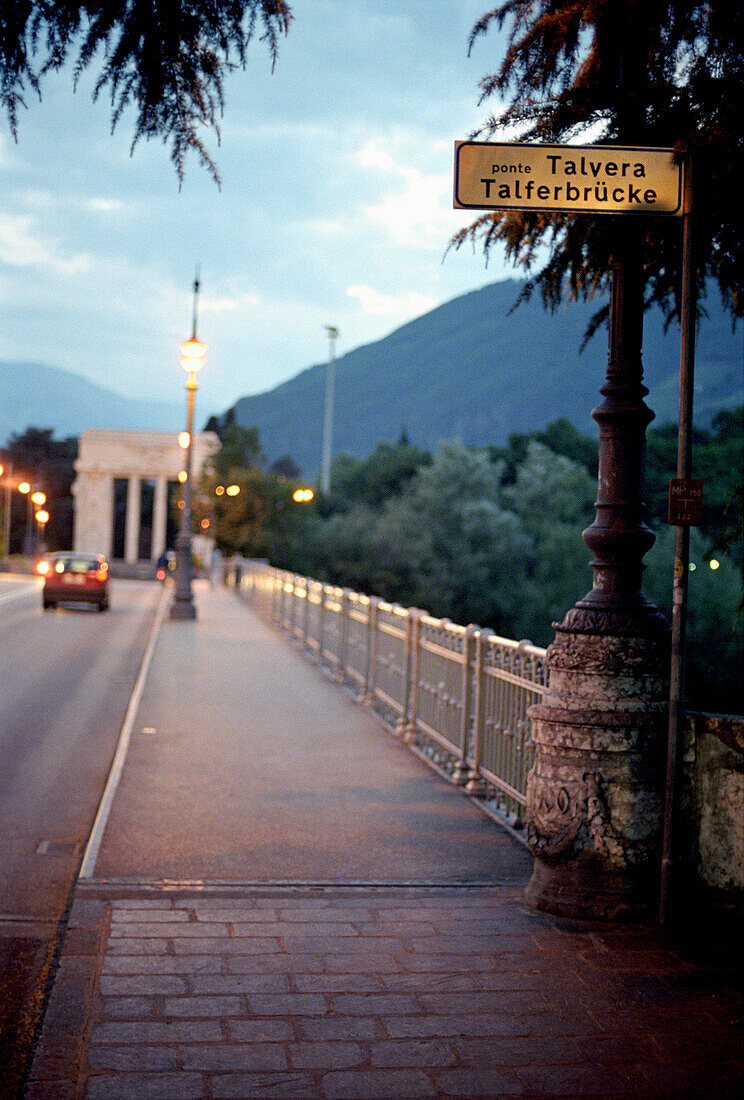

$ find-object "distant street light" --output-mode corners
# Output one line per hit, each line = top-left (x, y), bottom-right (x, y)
(19, 483), (44, 556)
(171, 272), (206, 621)
(35, 508), (49, 553)
(319, 325), (339, 495)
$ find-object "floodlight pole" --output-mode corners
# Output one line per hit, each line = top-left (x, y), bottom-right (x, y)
(320, 325), (339, 495)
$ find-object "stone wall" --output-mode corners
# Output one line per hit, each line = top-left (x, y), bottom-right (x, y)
(684, 712), (744, 902)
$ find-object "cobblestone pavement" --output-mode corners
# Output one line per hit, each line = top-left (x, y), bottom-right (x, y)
(27, 883), (743, 1099)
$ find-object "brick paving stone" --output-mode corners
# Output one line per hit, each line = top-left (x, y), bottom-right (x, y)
(162, 994), (244, 1017)
(225, 952), (326, 973)
(210, 1071), (321, 1098)
(368, 1038), (459, 1068)
(91, 1020), (223, 1044)
(320, 952), (402, 973)
(225, 1018), (296, 1043)
(112, 910), (188, 923)
(291, 973), (383, 994)
(102, 954), (222, 975)
(106, 938), (169, 955)
(418, 989), (541, 1014)
(329, 992), (421, 1015)
(85, 1071), (204, 1099)
(179, 1042), (289, 1072)
(298, 1017), (383, 1042)
(111, 899), (175, 909)
(287, 1040), (364, 1070)
(99, 974), (188, 995)
(86, 1046), (179, 1073)
(110, 921), (228, 937)
(234, 920), (361, 937)
(172, 936), (281, 954)
(322, 1068), (438, 1098)
(99, 996), (157, 1019)
(434, 1066), (526, 1096)
(190, 972), (290, 994)
(247, 992), (330, 1016)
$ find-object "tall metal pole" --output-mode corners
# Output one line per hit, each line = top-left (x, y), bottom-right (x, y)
(2, 465), (11, 563)
(320, 325), (339, 495)
(660, 157), (696, 925)
(171, 270), (204, 621)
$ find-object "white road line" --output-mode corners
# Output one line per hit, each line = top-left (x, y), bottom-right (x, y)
(78, 585), (171, 880)
(0, 580), (40, 605)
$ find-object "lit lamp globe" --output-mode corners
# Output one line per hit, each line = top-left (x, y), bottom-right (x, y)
(181, 339), (206, 376)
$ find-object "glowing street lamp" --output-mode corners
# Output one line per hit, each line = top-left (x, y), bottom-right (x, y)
(35, 508), (49, 552)
(171, 272), (207, 621)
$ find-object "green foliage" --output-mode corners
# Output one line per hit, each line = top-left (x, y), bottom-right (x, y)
(644, 527), (744, 714)
(1, 427), (77, 552)
(645, 406), (744, 591)
(0, 1), (292, 180)
(457, 2), (744, 326)
(196, 423), (312, 561)
(209, 422), (263, 482)
(269, 413), (741, 711)
(327, 438), (431, 512)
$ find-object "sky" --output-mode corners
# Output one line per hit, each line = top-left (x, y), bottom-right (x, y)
(0, 0), (517, 421)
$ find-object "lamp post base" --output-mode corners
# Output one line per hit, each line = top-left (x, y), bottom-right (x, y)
(170, 597), (197, 620)
(525, 627), (669, 921)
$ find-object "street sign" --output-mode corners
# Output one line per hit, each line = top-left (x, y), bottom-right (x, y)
(454, 142), (683, 216)
(668, 478), (703, 526)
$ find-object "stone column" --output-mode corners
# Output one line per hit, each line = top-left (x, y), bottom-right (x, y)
(73, 473), (114, 558)
(151, 477), (168, 561)
(524, 229), (669, 921)
(124, 477), (141, 563)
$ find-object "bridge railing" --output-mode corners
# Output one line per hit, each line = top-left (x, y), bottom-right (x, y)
(231, 558), (548, 833)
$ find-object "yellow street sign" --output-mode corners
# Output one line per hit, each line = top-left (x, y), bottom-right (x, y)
(454, 142), (683, 216)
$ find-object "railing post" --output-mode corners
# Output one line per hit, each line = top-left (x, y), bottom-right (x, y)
(453, 624), (478, 785)
(338, 589), (350, 682)
(466, 629), (488, 796)
(317, 584), (327, 665)
(403, 609), (422, 744)
(394, 609), (413, 737)
(362, 597), (379, 706)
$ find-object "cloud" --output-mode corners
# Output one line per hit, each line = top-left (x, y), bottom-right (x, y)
(355, 139), (457, 250)
(347, 284), (437, 318)
(0, 214), (92, 275)
(201, 291), (262, 314)
(87, 197), (126, 214)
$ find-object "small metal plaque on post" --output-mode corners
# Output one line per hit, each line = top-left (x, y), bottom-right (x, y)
(668, 478), (703, 526)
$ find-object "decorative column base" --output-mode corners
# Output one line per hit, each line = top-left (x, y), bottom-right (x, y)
(525, 628), (668, 920)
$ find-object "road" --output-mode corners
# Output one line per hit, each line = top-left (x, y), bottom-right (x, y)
(0, 573), (161, 1098)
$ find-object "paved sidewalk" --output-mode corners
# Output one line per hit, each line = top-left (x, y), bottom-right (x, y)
(25, 584), (743, 1098)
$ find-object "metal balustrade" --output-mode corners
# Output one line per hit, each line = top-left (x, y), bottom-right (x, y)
(231, 558), (548, 834)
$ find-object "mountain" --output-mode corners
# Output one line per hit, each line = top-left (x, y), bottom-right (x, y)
(0, 361), (184, 445)
(232, 278), (744, 476)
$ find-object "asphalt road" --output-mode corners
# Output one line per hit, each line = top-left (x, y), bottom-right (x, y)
(0, 573), (161, 1098)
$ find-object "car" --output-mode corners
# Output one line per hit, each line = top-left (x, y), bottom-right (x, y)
(38, 552), (110, 611)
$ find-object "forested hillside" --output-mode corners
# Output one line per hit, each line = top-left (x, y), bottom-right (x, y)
(231, 278), (744, 475)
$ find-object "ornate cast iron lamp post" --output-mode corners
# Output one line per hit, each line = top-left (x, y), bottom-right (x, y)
(524, 22), (671, 920)
(171, 276), (206, 621)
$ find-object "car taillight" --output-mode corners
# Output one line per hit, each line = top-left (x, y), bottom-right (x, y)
(95, 568), (108, 582)
(37, 560), (50, 575)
